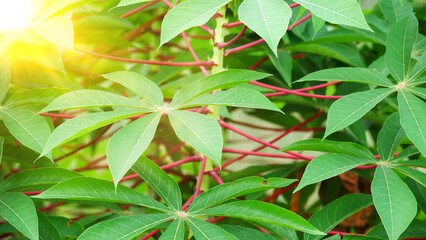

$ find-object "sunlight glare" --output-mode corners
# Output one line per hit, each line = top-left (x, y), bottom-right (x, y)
(0, 0), (33, 32)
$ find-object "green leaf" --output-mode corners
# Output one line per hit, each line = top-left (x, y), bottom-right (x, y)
(47, 216), (84, 239)
(168, 110), (222, 165)
(367, 219), (426, 239)
(40, 110), (144, 157)
(188, 177), (297, 212)
(0, 168), (82, 193)
(116, 0), (150, 7)
(390, 145), (419, 162)
(391, 165), (426, 187)
(179, 88), (283, 113)
(324, 88), (394, 138)
(37, 212), (61, 240)
(312, 14), (325, 38)
(293, 0), (371, 31)
(35, 176), (170, 212)
(238, 0), (292, 56)
(158, 218), (184, 240)
(4, 88), (70, 107)
(0, 192), (38, 240)
(170, 69), (271, 107)
(0, 108), (52, 159)
(281, 139), (376, 161)
(304, 194), (373, 240)
(108, 112), (161, 185)
(407, 87), (426, 100)
(33, 16), (74, 49)
(0, 52), (11, 103)
(36, 0), (97, 22)
(377, 113), (405, 161)
(385, 15), (418, 82)
(405, 178), (426, 213)
(199, 201), (324, 235)
(297, 68), (393, 87)
(267, 50), (293, 86)
(253, 223), (299, 240)
(371, 165), (417, 240)
(379, 0), (413, 25)
(102, 71), (163, 107)
(78, 214), (174, 240)
(295, 154), (372, 192)
(185, 217), (238, 240)
(0, 136), (3, 164)
(159, 0), (230, 47)
(40, 90), (147, 113)
(132, 156), (182, 211)
(398, 90), (426, 156)
(406, 51), (425, 82)
(220, 225), (283, 240)
(395, 159), (426, 168)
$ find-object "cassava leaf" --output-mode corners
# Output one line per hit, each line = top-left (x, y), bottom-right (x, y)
(185, 217), (239, 240)
(377, 113), (405, 161)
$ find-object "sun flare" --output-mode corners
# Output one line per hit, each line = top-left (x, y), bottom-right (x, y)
(0, 0), (32, 32)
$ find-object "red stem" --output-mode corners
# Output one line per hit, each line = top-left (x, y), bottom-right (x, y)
(216, 26), (247, 49)
(140, 230), (160, 240)
(208, 171), (224, 185)
(194, 156), (207, 196)
(222, 148), (313, 160)
(250, 81), (342, 99)
(181, 32), (210, 76)
(120, 0), (160, 18)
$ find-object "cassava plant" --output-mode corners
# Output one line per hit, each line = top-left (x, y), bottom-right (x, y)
(0, 0), (424, 240)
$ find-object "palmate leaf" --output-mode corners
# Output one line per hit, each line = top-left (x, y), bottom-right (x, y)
(294, 154), (373, 192)
(0, 192), (38, 240)
(40, 90), (147, 113)
(293, 0), (371, 31)
(377, 113), (405, 161)
(0, 52), (11, 103)
(185, 217), (238, 240)
(298, 68), (393, 87)
(179, 88), (283, 113)
(304, 194), (373, 240)
(397, 90), (426, 156)
(170, 70), (271, 107)
(168, 110), (222, 165)
(187, 177), (297, 212)
(78, 214), (174, 240)
(159, 0), (230, 47)
(385, 15), (418, 82)
(39, 109), (146, 158)
(132, 156), (182, 211)
(0, 108), (52, 159)
(158, 218), (184, 240)
(107, 112), (162, 185)
(220, 225), (283, 240)
(198, 201), (324, 235)
(371, 165), (417, 240)
(102, 71), (163, 107)
(0, 168), (82, 193)
(238, 0), (292, 56)
(391, 165), (426, 187)
(33, 16), (74, 49)
(407, 87), (426, 100)
(280, 139), (376, 161)
(324, 88), (394, 138)
(35, 177), (170, 212)
(406, 51), (426, 82)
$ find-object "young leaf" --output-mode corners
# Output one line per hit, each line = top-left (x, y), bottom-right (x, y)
(179, 88), (283, 113)
(159, 0), (230, 47)
(0, 52), (11, 103)
(371, 165), (417, 240)
(33, 16), (74, 49)
(267, 49), (293, 86)
(294, 154), (372, 192)
(198, 200), (324, 235)
(377, 113), (405, 161)
(324, 88), (394, 138)
(238, 0), (292, 56)
(40, 90), (147, 113)
(385, 15), (418, 82)
(0, 108), (52, 159)
(281, 139), (376, 161)
(398, 90), (426, 156)
(379, 0), (413, 25)
(304, 194), (373, 240)
(132, 156), (182, 211)
(220, 225), (283, 240)
(187, 177), (297, 212)
(102, 71), (164, 107)
(37, 212), (61, 240)
(293, 0), (371, 31)
(170, 69), (271, 107)
(78, 214), (174, 240)
(107, 112), (161, 185)
(297, 68), (393, 87)
(4, 88), (70, 107)
(39, 109), (145, 158)
(35, 176), (170, 212)
(168, 110), (222, 165)
(0, 168), (82, 193)
(0, 192), (38, 240)
(391, 165), (426, 187)
(185, 217), (239, 240)
(158, 218), (185, 240)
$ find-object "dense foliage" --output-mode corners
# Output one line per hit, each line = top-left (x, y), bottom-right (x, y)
(0, 0), (425, 239)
